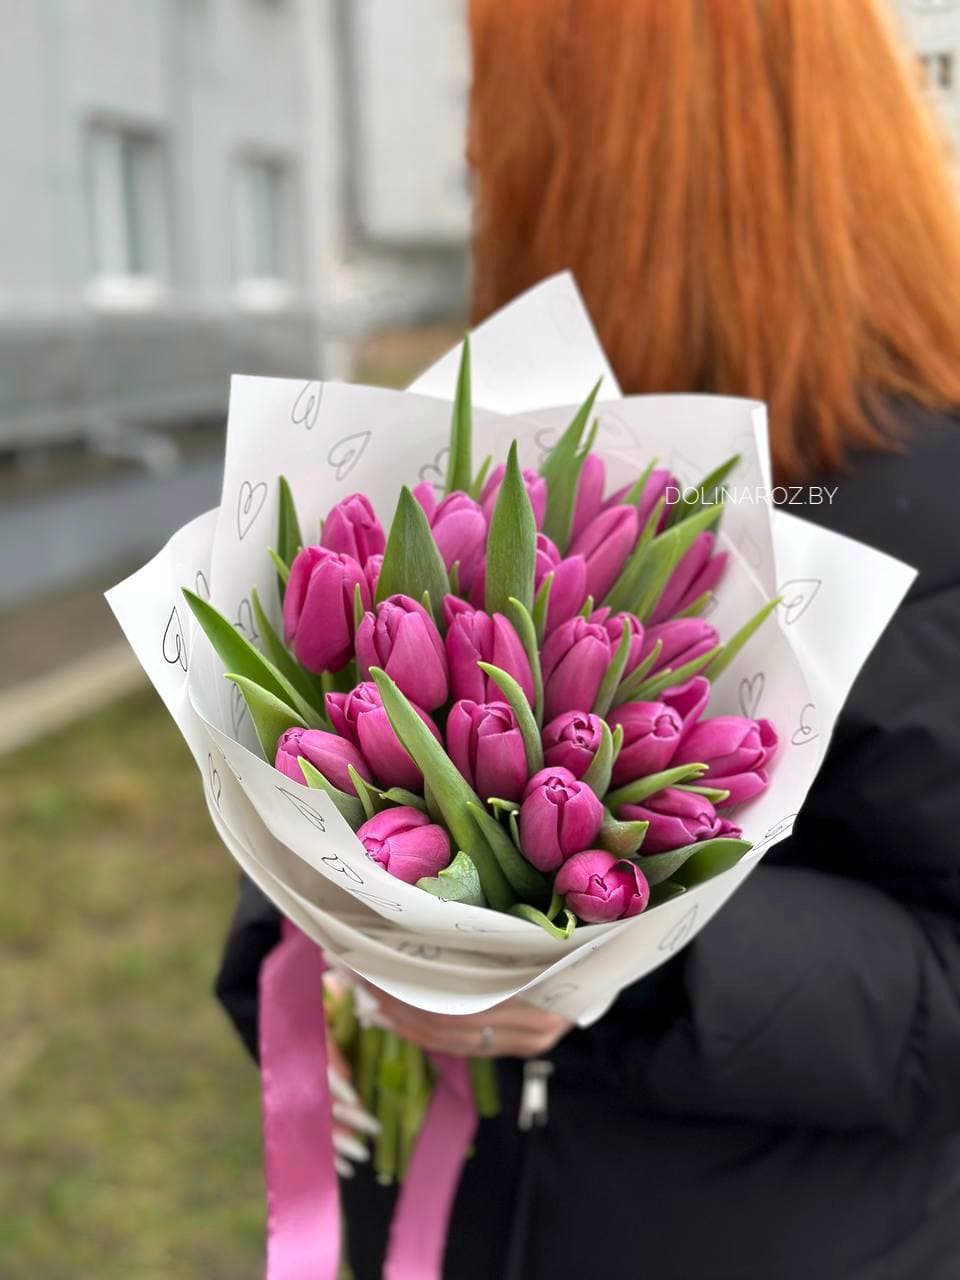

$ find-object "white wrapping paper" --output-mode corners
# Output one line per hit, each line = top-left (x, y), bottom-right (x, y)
(107, 274), (915, 1023)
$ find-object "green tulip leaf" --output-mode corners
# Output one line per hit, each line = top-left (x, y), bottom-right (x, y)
(671, 837), (752, 888)
(378, 787), (428, 813)
(250, 587), (327, 719)
(347, 765), (388, 820)
(376, 486), (450, 608)
(676, 590), (714, 619)
(646, 880), (688, 908)
(219, 673), (302, 761)
(675, 782), (731, 804)
(532, 572), (553, 645)
(704, 596), (781, 682)
(612, 639), (663, 705)
(604, 502), (722, 618)
(582, 720), (617, 799)
(598, 809), (649, 857)
(592, 621), (633, 717)
(507, 597), (545, 727)
(485, 442), (537, 616)
(298, 756), (365, 828)
(417, 850), (485, 907)
(627, 843), (702, 887)
(539, 378), (603, 550)
(606, 762), (709, 810)
(444, 335), (473, 496)
(508, 902), (577, 940)
(665, 454), (740, 527)
(276, 475), (303, 599)
(467, 802), (549, 905)
(618, 644), (722, 704)
(476, 659), (544, 778)
(469, 453), (493, 502)
(267, 548), (291, 586)
(370, 668), (513, 910)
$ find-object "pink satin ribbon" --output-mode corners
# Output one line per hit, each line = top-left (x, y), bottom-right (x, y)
(259, 922), (478, 1280)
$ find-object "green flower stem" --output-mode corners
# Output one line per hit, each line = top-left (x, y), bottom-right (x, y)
(469, 1057), (501, 1119)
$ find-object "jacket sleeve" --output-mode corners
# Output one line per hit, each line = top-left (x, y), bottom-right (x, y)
(214, 876), (282, 1061)
(606, 584), (960, 1136)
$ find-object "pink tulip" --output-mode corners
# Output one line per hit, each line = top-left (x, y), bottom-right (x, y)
(442, 593), (476, 628)
(446, 610), (534, 705)
(326, 682), (440, 790)
(605, 467), (679, 532)
(446, 700), (529, 802)
(480, 464), (548, 529)
(650, 531), (728, 624)
(592, 609), (645, 676)
(363, 554), (383, 600)
(662, 676), (712, 735)
(673, 716), (778, 804)
(275, 727), (372, 792)
(555, 850), (649, 923)
(413, 484), (487, 591)
(540, 616), (612, 721)
(355, 594), (448, 710)
(568, 505), (640, 603)
(640, 618), (719, 675)
(534, 534), (588, 631)
(619, 787), (740, 853)
(283, 546), (369, 674)
(570, 453), (606, 542)
(518, 766), (603, 872)
(321, 493), (386, 565)
(357, 807), (451, 884)
(607, 701), (684, 786)
(541, 711), (605, 779)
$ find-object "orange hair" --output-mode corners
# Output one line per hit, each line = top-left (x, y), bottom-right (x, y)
(468, 0), (960, 479)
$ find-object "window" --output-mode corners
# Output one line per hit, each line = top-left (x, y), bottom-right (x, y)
(86, 123), (169, 292)
(232, 155), (294, 293)
(920, 51), (954, 90)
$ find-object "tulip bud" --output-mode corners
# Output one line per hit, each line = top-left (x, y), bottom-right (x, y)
(442, 593), (475, 628)
(555, 849), (649, 923)
(540, 616), (612, 721)
(446, 700), (529, 802)
(607, 701), (684, 786)
(619, 787), (739, 853)
(673, 716), (778, 804)
(357, 807), (451, 884)
(594, 609), (645, 676)
(326, 681), (440, 790)
(568, 504), (640, 603)
(640, 618), (719, 675)
(661, 676), (711, 735)
(605, 467), (678, 532)
(650, 531), (728, 624)
(275, 726), (372, 793)
(518, 766), (603, 872)
(321, 493), (386, 565)
(570, 453), (606, 542)
(283, 546), (370, 673)
(414, 485), (487, 591)
(480, 463), (547, 529)
(355, 594), (449, 710)
(541, 711), (605, 779)
(446, 610), (534, 705)
(363, 554), (383, 600)
(535, 533), (588, 631)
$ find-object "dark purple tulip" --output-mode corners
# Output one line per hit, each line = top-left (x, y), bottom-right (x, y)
(620, 787), (740, 853)
(640, 618), (719, 675)
(607, 701), (684, 786)
(326, 681), (440, 790)
(283, 546), (369, 674)
(446, 610), (534, 705)
(570, 453), (606, 542)
(541, 711), (605, 779)
(446, 700), (529, 802)
(480, 463), (548, 529)
(673, 716), (778, 804)
(518, 766), (604, 872)
(555, 850), (649, 923)
(275, 727), (372, 792)
(569, 504), (640, 603)
(357, 807), (451, 884)
(540, 616), (612, 721)
(355, 594), (448, 710)
(650, 532), (728, 624)
(321, 493), (386, 565)
(413, 483), (487, 591)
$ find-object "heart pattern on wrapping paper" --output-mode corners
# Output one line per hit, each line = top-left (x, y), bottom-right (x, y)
(161, 606), (188, 671)
(207, 753), (222, 810)
(234, 597), (259, 645)
(778, 578), (822, 626)
(236, 480), (267, 540)
(418, 447), (449, 491)
(275, 785), (327, 831)
(327, 431), (372, 483)
(230, 682), (248, 738)
(658, 904), (700, 954)
(291, 380), (323, 430)
(738, 672), (765, 717)
(736, 526), (764, 570)
(790, 702), (819, 747)
(194, 569), (211, 601)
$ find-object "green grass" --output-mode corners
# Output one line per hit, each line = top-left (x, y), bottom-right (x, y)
(0, 689), (265, 1280)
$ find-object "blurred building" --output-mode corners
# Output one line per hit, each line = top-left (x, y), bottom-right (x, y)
(0, 0), (469, 458)
(898, 0), (960, 143)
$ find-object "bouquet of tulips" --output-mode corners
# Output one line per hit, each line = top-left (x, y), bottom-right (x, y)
(107, 275), (913, 1273)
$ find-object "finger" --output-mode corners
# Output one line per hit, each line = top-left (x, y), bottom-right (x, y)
(332, 1101), (381, 1136)
(333, 1131), (371, 1163)
(327, 1066), (360, 1107)
(335, 1156), (355, 1179)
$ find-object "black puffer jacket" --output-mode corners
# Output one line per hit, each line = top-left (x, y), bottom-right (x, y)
(216, 403), (960, 1280)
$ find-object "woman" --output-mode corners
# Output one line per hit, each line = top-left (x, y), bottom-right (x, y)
(217, 1), (960, 1275)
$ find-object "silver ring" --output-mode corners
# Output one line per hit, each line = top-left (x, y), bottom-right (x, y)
(479, 1025), (495, 1052)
